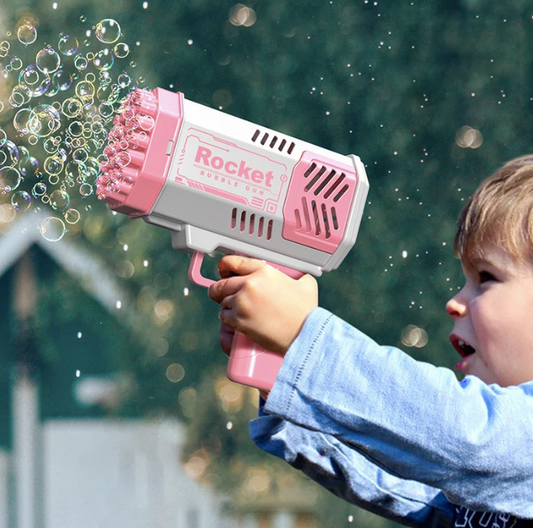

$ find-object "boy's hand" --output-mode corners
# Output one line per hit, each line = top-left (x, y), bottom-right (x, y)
(208, 255), (318, 355)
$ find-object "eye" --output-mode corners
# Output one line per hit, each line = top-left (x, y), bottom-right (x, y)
(478, 270), (496, 284)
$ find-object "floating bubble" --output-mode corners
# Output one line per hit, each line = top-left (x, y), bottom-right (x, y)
(14, 108), (34, 134)
(95, 19), (121, 44)
(61, 97), (83, 118)
(36, 47), (61, 74)
(79, 183), (93, 196)
(118, 73), (132, 88)
(0, 167), (22, 193)
(44, 155), (64, 175)
(114, 42), (130, 59)
(58, 34), (79, 56)
(73, 54), (88, 70)
(17, 23), (37, 46)
(98, 102), (114, 119)
(0, 141), (20, 168)
(75, 80), (95, 99)
(19, 65), (40, 86)
(0, 129), (7, 147)
(32, 182), (47, 197)
(64, 208), (80, 224)
(10, 57), (23, 71)
(19, 65), (51, 97)
(0, 41), (10, 58)
(50, 69), (73, 92)
(29, 104), (61, 137)
(68, 121), (83, 137)
(11, 190), (32, 211)
(18, 156), (40, 179)
(93, 48), (114, 71)
(50, 189), (70, 210)
(80, 15), (87, 22)
(39, 216), (66, 241)
(10, 84), (33, 108)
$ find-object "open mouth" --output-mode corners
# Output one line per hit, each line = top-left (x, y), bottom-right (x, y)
(450, 335), (476, 358)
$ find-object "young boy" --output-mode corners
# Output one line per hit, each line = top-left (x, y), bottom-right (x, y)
(208, 155), (533, 527)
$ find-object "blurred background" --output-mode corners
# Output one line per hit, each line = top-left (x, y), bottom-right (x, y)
(0, 1), (532, 527)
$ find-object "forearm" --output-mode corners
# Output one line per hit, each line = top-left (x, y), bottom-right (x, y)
(264, 308), (533, 517)
(250, 404), (455, 527)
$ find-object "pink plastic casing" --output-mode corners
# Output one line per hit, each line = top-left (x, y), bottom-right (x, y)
(188, 252), (302, 391)
(99, 89), (184, 217)
(282, 151), (359, 253)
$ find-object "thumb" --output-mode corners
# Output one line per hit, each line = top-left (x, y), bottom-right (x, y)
(218, 255), (266, 278)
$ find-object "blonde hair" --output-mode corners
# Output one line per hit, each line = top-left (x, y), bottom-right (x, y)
(454, 155), (533, 265)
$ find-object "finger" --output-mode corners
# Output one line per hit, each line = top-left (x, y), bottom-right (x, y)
(219, 322), (235, 356)
(218, 255), (266, 279)
(208, 276), (246, 304)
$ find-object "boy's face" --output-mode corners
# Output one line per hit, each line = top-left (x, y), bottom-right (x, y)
(446, 244), (533, 386)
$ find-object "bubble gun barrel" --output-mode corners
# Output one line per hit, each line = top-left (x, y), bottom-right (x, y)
(97, 87), (369, 391)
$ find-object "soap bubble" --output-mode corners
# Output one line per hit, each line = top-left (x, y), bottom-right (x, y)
(29, 104), (62, 137)
(44, 155), (64, 176)
(10, 57), (23, 71)
(0, 167), (22, 193)
(73, 54), (88, 71)
(11, 190), (32, 211)
(10, 84), (33, 107)
(58, 34), (79, 56)
(0, 129), (6, 147)
(14, 108), (34, 134)
(61, 97), (83, 118)
(32, 182), (47, 197)
(95, 19), (121, 44)
(64, 208), (80, 224)
(17, 23), (37, 46)
(18, 156), (40, 178)
(93, 49), (114, 71)
(114, 43), (130, 59)
(36, 47), (61, 74)
(19, 65), (40, 86)
(39, 216), (66, 241)
(79, 183), (93, 197)
(50, 189), (71, 210)
(0, 141), (20, 168)
(75, 80), (95, 99)
(0, 41), (10, 58)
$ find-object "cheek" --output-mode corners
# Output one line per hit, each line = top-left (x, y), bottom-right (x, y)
(469, 297), (505, 348)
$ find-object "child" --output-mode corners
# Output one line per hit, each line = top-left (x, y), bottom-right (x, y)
(208, 155), (533, 528)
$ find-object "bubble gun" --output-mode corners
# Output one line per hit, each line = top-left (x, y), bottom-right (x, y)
(97, 88), (369, 391)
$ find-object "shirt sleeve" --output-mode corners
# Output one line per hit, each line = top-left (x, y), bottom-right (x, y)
(250, 400), (455, 527)
(260, 308), (533, 519)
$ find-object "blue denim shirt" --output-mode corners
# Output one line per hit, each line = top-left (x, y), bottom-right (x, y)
(249, 308), (533, 526)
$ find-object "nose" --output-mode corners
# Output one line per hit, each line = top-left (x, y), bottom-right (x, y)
(446, 291), (467, 318)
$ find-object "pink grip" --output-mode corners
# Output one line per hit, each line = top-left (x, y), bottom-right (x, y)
(188, 252), (303, 391)
(226, 332), (284, 391)
(226, 263), (303, 391)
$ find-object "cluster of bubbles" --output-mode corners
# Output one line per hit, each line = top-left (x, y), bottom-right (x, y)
(97, 88), (157, 208)
(0, 17), (140, 241)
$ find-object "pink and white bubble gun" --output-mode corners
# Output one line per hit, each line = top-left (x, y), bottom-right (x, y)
(97, 88), (369, 391)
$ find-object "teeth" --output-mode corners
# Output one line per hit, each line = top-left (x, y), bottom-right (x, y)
(458, 339), (465, 348)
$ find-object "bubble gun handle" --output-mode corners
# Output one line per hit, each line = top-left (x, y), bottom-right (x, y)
(188, 252), (303, 391)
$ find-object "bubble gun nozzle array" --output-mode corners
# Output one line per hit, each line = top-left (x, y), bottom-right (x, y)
(97, 87), (369, 391)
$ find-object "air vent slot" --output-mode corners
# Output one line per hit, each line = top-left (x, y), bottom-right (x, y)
(302, 163), (349, 203)
(251, 129), (295, 154)
(231, 208), (273, 240)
